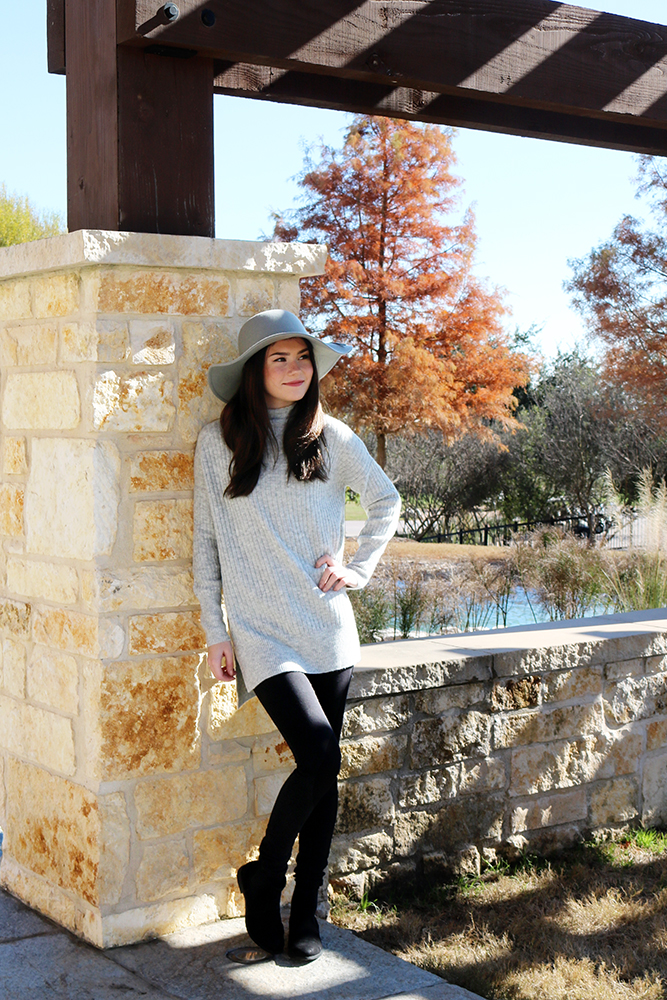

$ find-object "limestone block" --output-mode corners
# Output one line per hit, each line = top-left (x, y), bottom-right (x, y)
(493, 642), (603, 679)
(130, 319), (175, 364)
(394, 797), (504, 855)
(0, 695), (75, 773)
(82, 566), (196, 612)
(7, 557), (78, 604)
(275, 279), (300, 314)
(2, 372), (80, 429)
(647, 720), (667, 751)
(32, 273), (79, 317)
(397, 767), (458, 808)
(177, 321), (234, 443)
(604, 674), (667, 725)
(510, 735), (610, 796)
(251, 733), (294, 773)
(511, 789), (587, 833)
(340, 734), (408, 779)
(647, 655), (667, 674)
(603, 729), (642, 776)
(416, 682), (488, 714)
(2, 638), (26, 697)
(98, 792), (131, 906)
(133, 499), (193, 561)
(0, 484), (24, 536)
(97, 269), (231, 316)
(134, 766), (247, 839)
(26, 438), (120, 559)
(342, 695), (410, 738)
(542, 666), (602, 703)
(493, 703), (603, 749)
(3, 437), (27, 475)
(32, 607), (122, 659)
(207, 684), (275, 740)
(0, 280), (31, 321)
(207, 741), (251, 766)
(0, 324), (57, 365)
(101, 893), (219, 949)
(193, 819), (266, 881)
(642, 753), (667, 826)
(350, 656), (492, 699)
(0, 597), (31, 637)
(136, 841), (190, 902)
(490, 676), (540, 711)
(128, 611), (205, 655)
(236, 277), (274, 316)
(129, 451), (194, 492)
(0, 755), (4, 825)
(96, 320), (130, 362)
(60, 322), (97, 362)
(255, 772), (288, 816)
(329, 832), (393, 877)
(0, 856), (102, 945)
(605, 657), (643, 681)
(410, 712), (492, 768)
(85, 656), (201, 779)
(335, 777), (394, 835)
(4, 759), (123, 908)
(27, 646), (79, 715)
(93, 369), (175, 432)
(589, 777), (638, 826)
(458, 756), (508, 797)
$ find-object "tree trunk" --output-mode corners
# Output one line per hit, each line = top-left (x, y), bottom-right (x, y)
(376, 432), (387, 469)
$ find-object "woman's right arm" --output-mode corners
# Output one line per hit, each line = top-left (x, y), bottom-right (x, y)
(193, 437), (235, 682)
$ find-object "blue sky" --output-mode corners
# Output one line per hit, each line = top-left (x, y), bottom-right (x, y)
(2, 1), (667, 356)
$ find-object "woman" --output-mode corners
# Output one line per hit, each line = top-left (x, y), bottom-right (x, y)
(193, 309), (400, 963)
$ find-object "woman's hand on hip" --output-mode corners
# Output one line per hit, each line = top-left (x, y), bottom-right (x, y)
(207, 641), (236, 682)
(315, 555), (359, 592)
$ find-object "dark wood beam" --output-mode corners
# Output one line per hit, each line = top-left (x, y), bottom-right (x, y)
(66, 0), (119, 231)
(47, 0), (66, 75)
(214, 63), (667, 157)
(120, 1), (667, 131)
(64, 0), (215, 235)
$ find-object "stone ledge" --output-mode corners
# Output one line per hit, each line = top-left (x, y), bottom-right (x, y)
(0, 231), (328, 280)
(352, 608), (667, 697)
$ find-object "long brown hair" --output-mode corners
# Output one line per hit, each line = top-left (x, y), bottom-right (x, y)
(220, 342), (328, 497)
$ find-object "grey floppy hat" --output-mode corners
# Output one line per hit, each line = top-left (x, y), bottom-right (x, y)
(207, 309), (352, 402)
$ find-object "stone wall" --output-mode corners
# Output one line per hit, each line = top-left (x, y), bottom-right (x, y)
(2, 233), (667, 951)
(330, 611), (667, 894)
(0, 231), (327, 947)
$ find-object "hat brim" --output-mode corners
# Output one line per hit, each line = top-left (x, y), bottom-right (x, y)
(207, 332), (352, 402)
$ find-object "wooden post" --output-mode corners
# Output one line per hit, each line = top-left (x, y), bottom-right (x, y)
(64, 0), (215, 236)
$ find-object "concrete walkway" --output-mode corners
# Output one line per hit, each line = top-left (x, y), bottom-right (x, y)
(0, 888), (484, 1000)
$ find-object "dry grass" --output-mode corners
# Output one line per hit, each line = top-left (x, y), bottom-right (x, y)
(330, 835), (667, 1000)
(345, 537), (511, 563)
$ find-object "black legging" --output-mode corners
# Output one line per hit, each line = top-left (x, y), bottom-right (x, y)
(253, 667), (353, 886)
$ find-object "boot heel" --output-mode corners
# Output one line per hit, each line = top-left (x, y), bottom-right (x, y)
(237, 861), (285, 956)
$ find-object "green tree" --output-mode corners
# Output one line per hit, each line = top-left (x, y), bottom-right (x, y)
(0, 184), (64, 247)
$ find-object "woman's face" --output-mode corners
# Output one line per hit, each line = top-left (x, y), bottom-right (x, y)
(263, 337), (314, 409)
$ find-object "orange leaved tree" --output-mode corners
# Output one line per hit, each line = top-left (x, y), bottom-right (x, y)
(568, 157), (667, 423)
(273, 116), (531, 467)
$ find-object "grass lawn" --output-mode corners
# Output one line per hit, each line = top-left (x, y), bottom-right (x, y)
(330, 831), (667, 999)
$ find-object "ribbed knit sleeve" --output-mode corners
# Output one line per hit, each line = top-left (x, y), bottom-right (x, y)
(330, 420), (401, 588)
(193, 439), (231, 646)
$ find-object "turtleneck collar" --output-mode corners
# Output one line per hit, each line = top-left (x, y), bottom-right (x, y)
(268, 405), (294, 426)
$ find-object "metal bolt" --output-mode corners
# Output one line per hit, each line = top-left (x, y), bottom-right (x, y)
(163, 3), (179, 21)
(201, 8), (216, 26)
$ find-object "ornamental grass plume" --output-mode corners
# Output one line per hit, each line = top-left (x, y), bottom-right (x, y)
(603, 467), (667, 611)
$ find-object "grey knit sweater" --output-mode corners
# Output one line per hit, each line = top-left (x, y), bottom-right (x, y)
(193, 407), (401, 693)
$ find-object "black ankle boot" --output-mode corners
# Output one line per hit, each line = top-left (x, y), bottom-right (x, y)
(288, 881), (322, 963)
(237, 860), (285, 955)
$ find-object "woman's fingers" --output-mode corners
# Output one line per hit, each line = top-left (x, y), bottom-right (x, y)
(316, 555), (355, 592)
(208, 641), (236, 682)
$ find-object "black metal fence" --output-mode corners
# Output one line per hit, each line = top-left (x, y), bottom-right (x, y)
(412, 514), (606, 546)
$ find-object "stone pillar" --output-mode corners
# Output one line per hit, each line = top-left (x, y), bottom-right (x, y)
(0, 231), (327, 947)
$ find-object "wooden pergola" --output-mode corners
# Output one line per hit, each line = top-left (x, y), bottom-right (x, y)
(48, 0), (667, 237)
